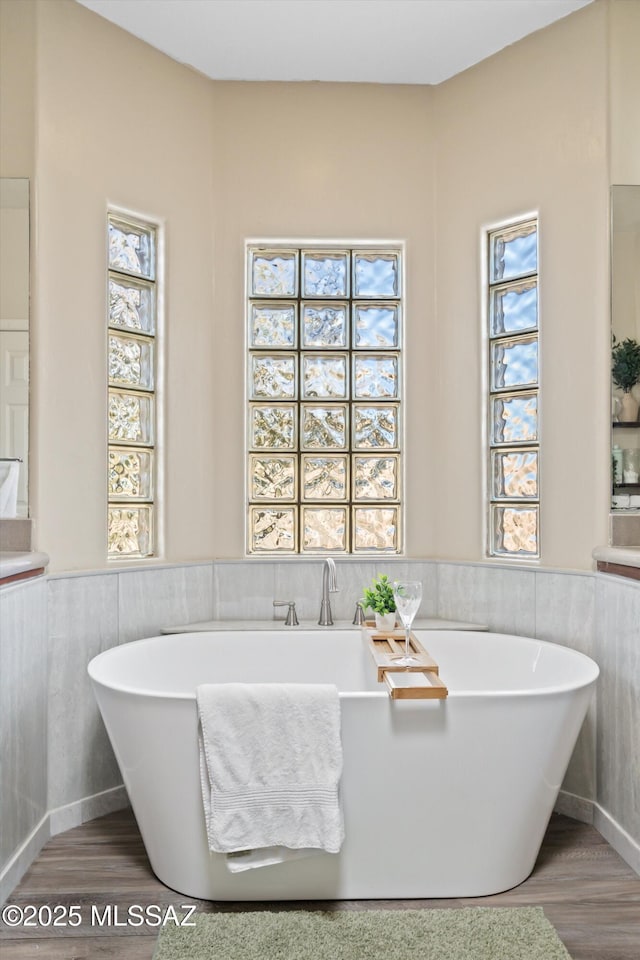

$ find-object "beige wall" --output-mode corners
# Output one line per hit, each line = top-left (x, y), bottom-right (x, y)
(609, 0), (640, 184)
(210, 80), (435, 557)
(432, 0), (610, 567)
(210, 1), (611, 566)
(2, 0), (623, 570)
(0, 0), (36, 178)
(32, 0), (216, 570)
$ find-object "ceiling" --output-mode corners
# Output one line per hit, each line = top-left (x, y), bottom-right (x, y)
(76, 0), (593, 86)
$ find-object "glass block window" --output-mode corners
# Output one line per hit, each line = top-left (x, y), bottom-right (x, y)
(107, 214), (157, 558)
(487, 219), (539, 558)
(247, 244), (402, 554)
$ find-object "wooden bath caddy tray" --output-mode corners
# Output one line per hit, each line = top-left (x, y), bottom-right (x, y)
(365, 625), (448, 700)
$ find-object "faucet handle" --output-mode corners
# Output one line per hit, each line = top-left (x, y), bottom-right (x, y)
(273, 600), (299, 626)
(352, 600), (366, 625)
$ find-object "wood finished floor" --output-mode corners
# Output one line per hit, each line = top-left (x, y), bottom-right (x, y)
(1, 810), (638, 959)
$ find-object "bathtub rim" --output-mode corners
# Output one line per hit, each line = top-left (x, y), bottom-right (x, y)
(87, 629), (600, 701)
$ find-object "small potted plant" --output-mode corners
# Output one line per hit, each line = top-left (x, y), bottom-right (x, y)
(362, 574), (397, 631)
(612, 335), (640, 422)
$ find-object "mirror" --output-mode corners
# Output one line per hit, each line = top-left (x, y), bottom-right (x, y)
(612, 185), (640, 345)
(611, 184), (640, 540)
(0, 178), (29, 518)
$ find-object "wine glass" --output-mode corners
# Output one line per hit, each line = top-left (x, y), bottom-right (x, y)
(391, 580), (423, 665)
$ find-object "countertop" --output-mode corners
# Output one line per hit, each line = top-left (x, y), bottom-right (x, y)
(592, 545), (640, 569)
(0, 551), (49, 583)
(162, 617), (489, 634)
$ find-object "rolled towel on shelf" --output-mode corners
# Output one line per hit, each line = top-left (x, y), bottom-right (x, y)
(196, 682), (343, 873)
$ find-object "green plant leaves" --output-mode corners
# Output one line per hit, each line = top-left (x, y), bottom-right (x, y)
(362, 573), (396, 614)
(612, 337), (640, 392)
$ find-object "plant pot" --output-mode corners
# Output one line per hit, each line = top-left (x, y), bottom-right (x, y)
(374, 611), (397, 632)
(618, 390), (639, 423)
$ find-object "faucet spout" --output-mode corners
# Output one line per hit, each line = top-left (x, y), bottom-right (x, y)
(318, 558), (338, 625)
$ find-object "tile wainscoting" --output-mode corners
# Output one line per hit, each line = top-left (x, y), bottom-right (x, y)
(1, 558), (638, 902)
(0, 577), (47, 894)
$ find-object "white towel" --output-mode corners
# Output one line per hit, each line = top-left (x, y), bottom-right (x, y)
(196, 683), (343, 872)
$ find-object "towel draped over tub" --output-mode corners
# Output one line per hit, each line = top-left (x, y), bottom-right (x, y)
(196, 682), (344, 872)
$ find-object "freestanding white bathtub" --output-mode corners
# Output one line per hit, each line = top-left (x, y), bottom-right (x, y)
(88, 628), (598, 900)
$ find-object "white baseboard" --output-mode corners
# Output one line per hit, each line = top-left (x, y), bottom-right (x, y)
(556, 790), (640, 875)
(49, 785), (129, 837)
(0, 814), (50, 907)
(1, 786), (130, 906)
(593, 802), (640, 876)
(554, 789), (594, 824)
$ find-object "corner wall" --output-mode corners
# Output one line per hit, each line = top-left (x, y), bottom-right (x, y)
(207, 0), (611, 567)
(8, 0), (615, 571)
(31, 0), (217, 571)
(432, 0), (610, 567)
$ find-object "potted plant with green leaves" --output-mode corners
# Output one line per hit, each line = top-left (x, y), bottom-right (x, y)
(362, 573), (397, 631)
(612, 335), (640, 422)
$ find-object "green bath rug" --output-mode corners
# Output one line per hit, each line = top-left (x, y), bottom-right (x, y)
(153, 906), (572, 959)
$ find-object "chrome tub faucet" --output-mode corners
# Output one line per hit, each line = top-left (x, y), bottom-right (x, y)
(352, 600), (366, 625)
(273, 600), (299, 626)
(318, 558), (338, 626)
